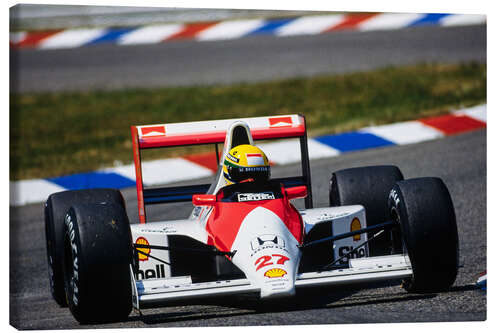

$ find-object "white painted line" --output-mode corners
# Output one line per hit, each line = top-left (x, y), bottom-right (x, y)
(257, 140), (302, 165)
(453, 104), (487, 123)
(361, 121), (444, 145)
(276, 14), (345, 36)
(38, 28), (107, 49)
(440, 14), (486, 27)
(358, 13), (424, 31)
(196, 19), (264, 41)
(102, 164), (135, 183)
(10, 31), (27, 44)
(118, 24), (184, 45)
(109, 158), (214, 186)
(307, 139), (342, 159)
(10, 179), (66, 206)
(258, 139), (339, 165)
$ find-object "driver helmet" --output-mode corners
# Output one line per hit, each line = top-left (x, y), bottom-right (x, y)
(223, 144), (270, 185)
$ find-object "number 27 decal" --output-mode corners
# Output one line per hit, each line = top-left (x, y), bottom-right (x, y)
(254, 254), (290, 271)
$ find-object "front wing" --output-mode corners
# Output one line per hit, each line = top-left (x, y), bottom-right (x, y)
(132, 254), (412, 309)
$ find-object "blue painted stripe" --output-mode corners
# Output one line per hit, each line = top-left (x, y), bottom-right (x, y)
(246, 18), (297, 36)
(48, 172), (136, 190)
(86, 27), (137, 45)
(408, 13), (451, 27)
(314, 132), (395, 152)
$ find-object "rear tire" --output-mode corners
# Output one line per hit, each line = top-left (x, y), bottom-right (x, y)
(63, 203), (132, 324)
(44, 189), (125, 307)
(330, 165), (404, 255)
(388, 178), (459, 293)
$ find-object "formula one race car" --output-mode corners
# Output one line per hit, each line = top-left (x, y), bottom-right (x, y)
(44, 115), (459, 324)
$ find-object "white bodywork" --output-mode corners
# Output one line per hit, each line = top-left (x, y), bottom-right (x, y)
(129, 202), (412, 310)
(134, 255), (412, 308)
(128, 120), (413, 310)
(230, 206), (301, 298)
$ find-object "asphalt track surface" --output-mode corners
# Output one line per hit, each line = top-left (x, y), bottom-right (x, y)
(10, 24), (486, 93)
(10, 129), (486, 329)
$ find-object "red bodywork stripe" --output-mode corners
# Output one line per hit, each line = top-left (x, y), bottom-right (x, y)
(165, 22), (218, 40)
(184, 151), (220, 172)
(138, 125), (306, 149)
(419, 114), (486, 135)
(13, 30), (62, 48)
(205, 195), (304, 253)
(324, 13), (378, 32)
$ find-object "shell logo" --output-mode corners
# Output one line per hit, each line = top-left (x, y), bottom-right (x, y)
(264, 268), (287, 278)
(135, 237), (151, 261)
(351, 217), (362, 242)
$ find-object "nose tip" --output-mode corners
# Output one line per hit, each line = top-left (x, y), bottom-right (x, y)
(260, 282), (295, 298)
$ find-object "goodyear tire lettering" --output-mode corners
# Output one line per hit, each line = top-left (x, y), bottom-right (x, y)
(65, 212), (79, 307)
(389, 189), (400, 207)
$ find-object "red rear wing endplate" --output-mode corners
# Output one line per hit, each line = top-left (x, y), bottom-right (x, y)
(131, 115), (312, 223)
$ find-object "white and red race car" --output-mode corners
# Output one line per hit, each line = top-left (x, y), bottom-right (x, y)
(44, 115), (459, 324)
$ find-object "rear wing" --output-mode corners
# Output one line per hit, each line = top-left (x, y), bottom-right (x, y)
(131, 115), (313, 223)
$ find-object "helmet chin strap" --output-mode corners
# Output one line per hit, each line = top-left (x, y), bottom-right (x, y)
(240, 178), (255, 183)
(224, 178), (254, 185)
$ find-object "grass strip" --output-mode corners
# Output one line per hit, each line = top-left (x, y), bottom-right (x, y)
(10, 62), (486, 180)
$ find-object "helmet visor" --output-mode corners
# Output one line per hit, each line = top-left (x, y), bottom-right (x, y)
(226, 165), (270, 183)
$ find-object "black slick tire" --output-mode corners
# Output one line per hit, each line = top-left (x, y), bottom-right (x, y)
(63, 202), (132, 324)
(330, 165), (404, 255)
(44, 189), (125, 307)
(388, 177), (459, 293)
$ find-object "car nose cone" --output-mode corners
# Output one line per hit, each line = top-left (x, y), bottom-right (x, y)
(229, 206), (301, 298)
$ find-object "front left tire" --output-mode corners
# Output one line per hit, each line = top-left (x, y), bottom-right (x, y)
(63, 202), (133, 324)
(44, 188), (126, 307)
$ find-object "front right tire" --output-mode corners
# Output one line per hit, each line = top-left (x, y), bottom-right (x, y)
(388, 177), (459, 293)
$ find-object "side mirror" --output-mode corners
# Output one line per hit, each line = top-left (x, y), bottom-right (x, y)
(285, 186), (308, 200)
(192, 194), (217, 206)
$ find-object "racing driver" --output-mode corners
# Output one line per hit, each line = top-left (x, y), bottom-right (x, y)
(223, 144), (271, 185)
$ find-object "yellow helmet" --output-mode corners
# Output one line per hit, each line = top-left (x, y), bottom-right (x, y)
(223, 144), (270, 185)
